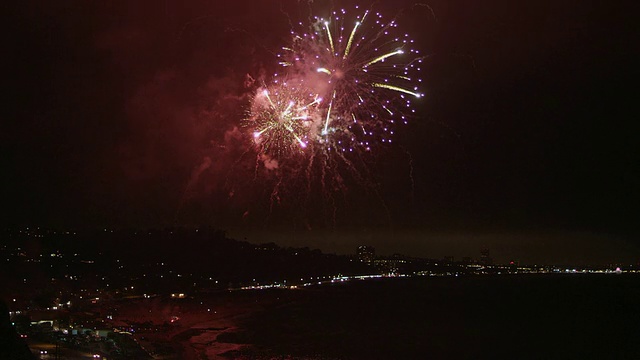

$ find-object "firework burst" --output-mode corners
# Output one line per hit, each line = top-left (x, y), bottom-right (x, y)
(238, 4), (425, 214)
(244, 80), (323, 159)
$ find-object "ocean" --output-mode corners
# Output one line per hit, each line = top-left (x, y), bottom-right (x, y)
(226, 274), (640, 359)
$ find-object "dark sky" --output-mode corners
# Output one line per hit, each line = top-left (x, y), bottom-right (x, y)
(3, 0), (638, 264)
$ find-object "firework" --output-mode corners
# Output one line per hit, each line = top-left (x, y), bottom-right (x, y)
(277, 5), (424, 152)
(244, 80), (323, 159)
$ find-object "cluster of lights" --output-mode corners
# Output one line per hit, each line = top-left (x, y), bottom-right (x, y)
(237, 274), (386, 291)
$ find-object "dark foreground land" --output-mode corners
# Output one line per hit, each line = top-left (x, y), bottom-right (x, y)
(228, 274), (640, 359)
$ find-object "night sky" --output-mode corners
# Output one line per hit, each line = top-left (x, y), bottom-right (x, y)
(3, 0), (638, 264)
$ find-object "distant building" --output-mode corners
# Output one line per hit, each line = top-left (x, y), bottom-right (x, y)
(480, 248), (493, 265)
(357, 245), (375, 263)
(444, 256), (454, 263)
(462, 257), (472, 265)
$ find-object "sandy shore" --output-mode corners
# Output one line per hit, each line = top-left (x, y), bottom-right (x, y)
(115, 291), (278, 360)
(168, 316), (250, 360)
